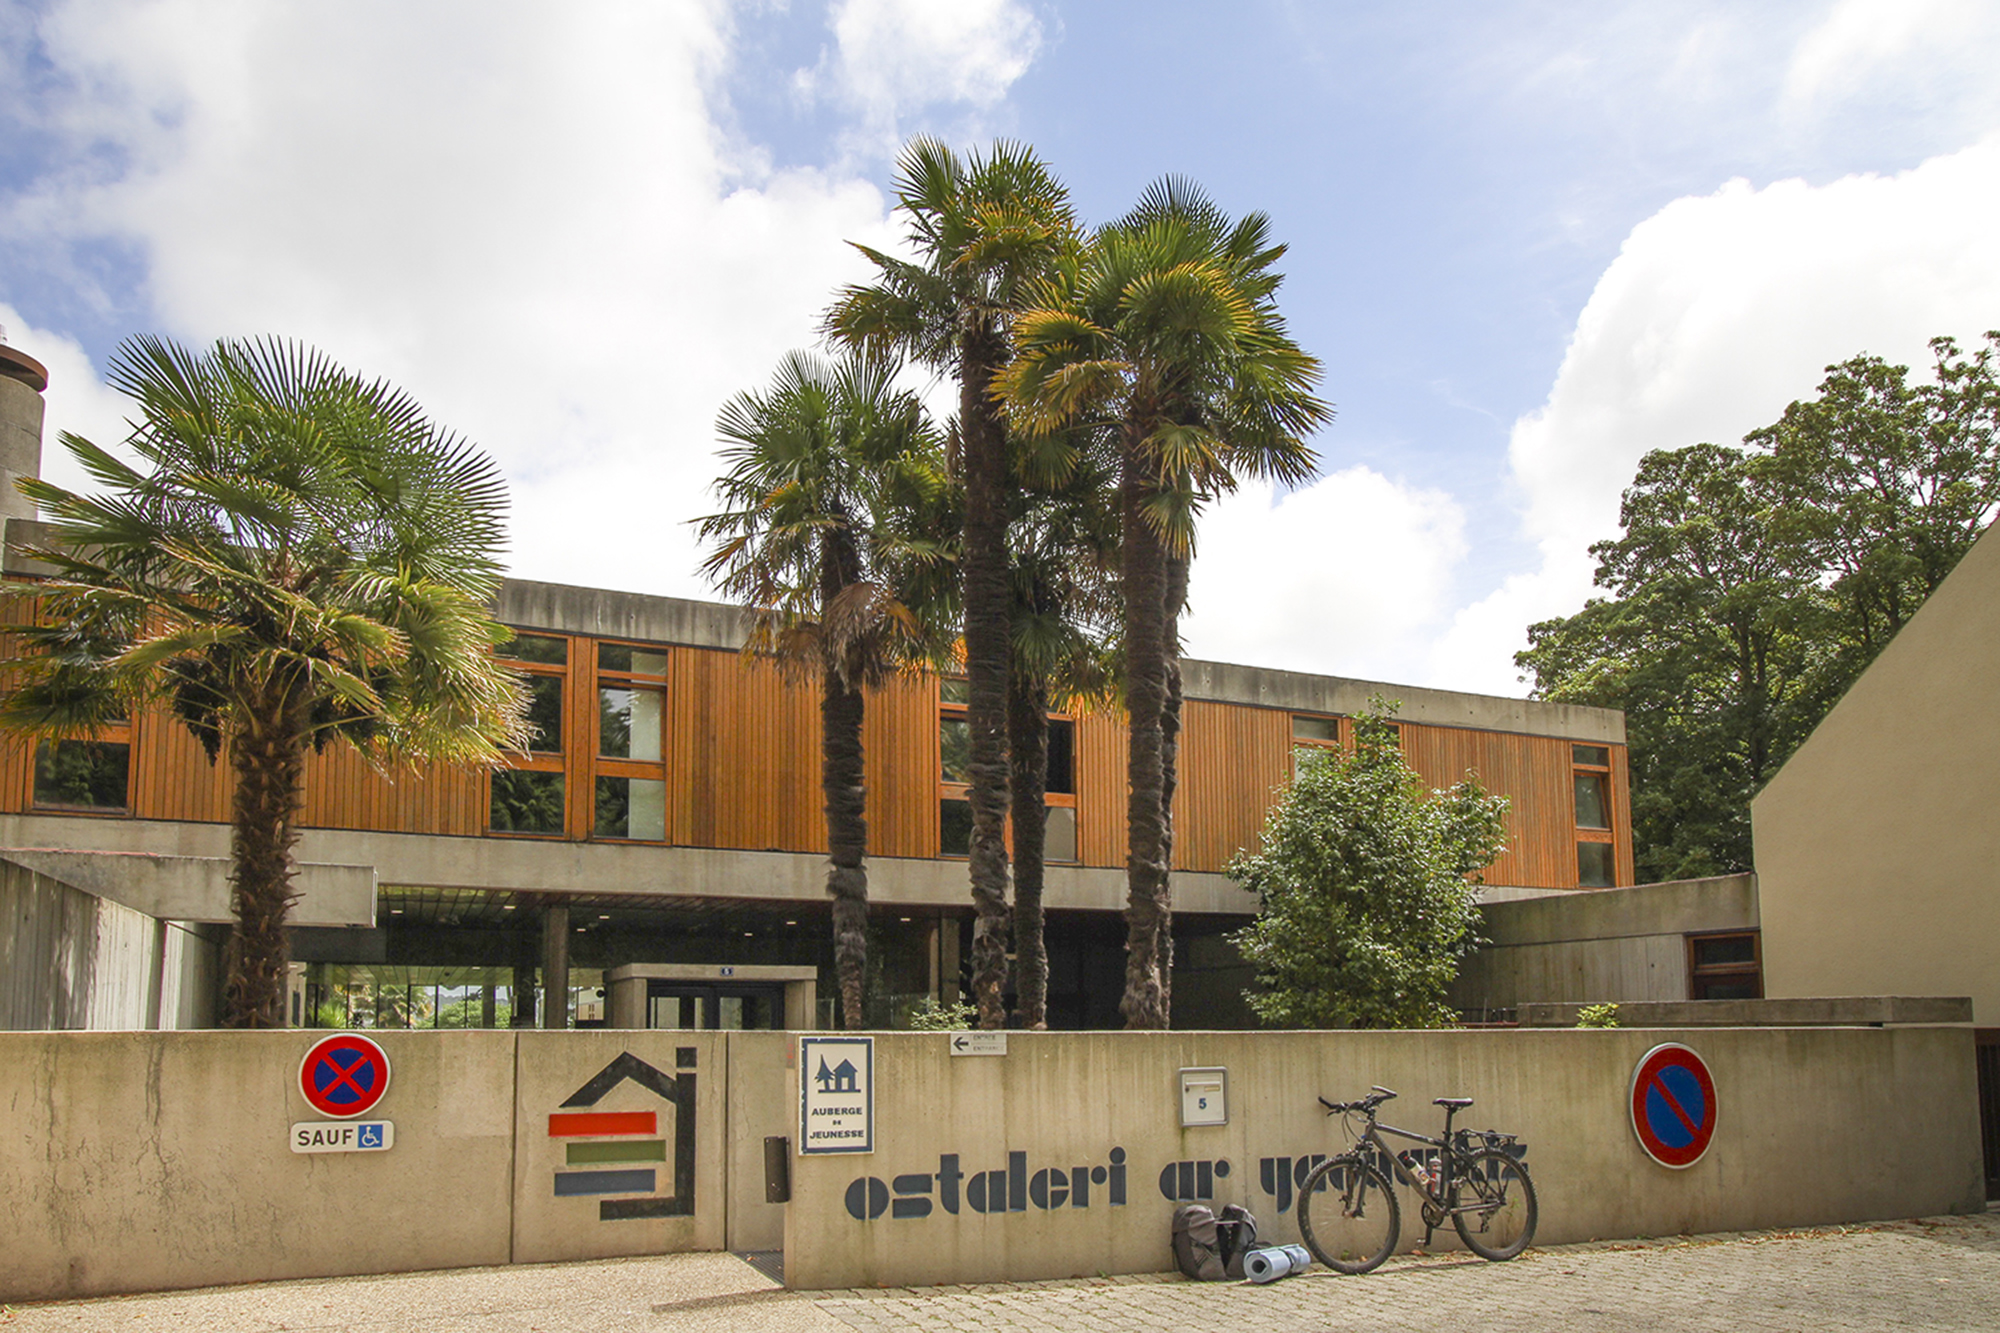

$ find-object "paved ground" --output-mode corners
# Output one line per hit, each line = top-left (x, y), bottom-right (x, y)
(7, 1210), (1998, 1332)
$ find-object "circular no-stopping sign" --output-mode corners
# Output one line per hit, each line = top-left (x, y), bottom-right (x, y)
(299, 1034), (392, 1119)
(1629, 1042), (1717, 1168)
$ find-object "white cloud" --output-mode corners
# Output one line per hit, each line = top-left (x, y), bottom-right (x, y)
(1432, 135), (2000, 696)
(0, 304), (132, 499)
(813, 0), (1041, 152)
(1784, 0), (1978, 109)
(1182, 469), (1468, 684)
(7, 0), (939, 598)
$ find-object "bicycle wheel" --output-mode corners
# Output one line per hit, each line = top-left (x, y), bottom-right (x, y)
(1298, 1154), (1400, 1275)
(1449, 1149), (1537, 1260)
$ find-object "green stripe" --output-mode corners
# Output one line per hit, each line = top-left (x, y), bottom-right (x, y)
(566, 1139), (667, 1165)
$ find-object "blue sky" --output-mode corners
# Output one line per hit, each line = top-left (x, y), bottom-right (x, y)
(4, 0), (2000, 694)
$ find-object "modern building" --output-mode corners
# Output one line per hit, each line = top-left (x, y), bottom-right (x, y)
(0, 340), (1635, 1032)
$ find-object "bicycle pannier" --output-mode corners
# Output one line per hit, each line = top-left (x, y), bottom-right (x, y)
(1171, 1203), (1228, 1281)
(1216, 1203), (1260, 1279)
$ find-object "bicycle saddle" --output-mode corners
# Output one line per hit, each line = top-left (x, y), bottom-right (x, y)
(1434, 1097), (1474, 1109)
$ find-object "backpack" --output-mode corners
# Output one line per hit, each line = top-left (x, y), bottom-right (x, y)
(1216, 1203), (1260, 1279)
(1171, 1203), (1227, 1281)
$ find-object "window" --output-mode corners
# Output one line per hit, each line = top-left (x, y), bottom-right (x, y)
(1572, 743), (1616, 886)
(33, 736), (131, 813)
(594, 641), (668, 841)
(939, 678), (1077, 861)
(1291, 714), (1340, 779)
(1687, 932), (1762, 1000)
(493, 629), (570, 837)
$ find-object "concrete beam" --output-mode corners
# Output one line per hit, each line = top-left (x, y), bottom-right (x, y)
(0, 847), (376, 927)
(1478, 874), (1758, 948)
(1518, 995), (1974, 1027)
(0, 813), (1259, 917)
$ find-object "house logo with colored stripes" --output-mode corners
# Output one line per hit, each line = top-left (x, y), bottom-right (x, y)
(549, 1049), (697, 1221)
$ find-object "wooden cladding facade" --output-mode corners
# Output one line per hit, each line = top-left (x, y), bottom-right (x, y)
(0, 625), (1633, 891)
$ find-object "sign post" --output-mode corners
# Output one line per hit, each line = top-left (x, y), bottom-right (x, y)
(1629, 1042), (1717, 1168)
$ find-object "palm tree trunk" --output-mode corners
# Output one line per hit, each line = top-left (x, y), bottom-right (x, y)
(822, 659), (870, 1030)
(1008, 673), (1050, 1029)
(222, 677), (311, 1028)
(1119, 442), (1171, 1030)
(960, 334), (1013, 1030)
(1156, 550), (1189, 1020)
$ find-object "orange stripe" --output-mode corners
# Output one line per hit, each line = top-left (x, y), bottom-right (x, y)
(548, 1111), (655, 1136)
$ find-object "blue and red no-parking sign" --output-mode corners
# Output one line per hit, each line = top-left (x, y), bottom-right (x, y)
(299, 1034), (392, 1119)
(1629, 1042), (1717, 1168)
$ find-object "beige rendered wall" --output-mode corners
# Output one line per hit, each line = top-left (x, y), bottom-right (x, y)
(1753, 523), (2000, 1024)
(0, 1030), (518, 1302)
(783, 1027), (1982, 1289)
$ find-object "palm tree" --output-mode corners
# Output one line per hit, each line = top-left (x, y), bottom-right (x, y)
(2, 335), (529, 1028)
(998, 179), (1332, 1028)
(700, 350), (946, 1030)
(825, 137), (1078, 1029)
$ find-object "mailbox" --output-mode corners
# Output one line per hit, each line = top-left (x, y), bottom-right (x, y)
(1179, 1067), (1228, 1127)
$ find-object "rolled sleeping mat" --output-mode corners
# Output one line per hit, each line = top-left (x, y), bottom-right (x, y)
(1243, 1247), (1293, 1283)
(1281, 1244), (1312, 1272)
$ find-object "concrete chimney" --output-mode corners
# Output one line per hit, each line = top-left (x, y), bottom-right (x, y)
(0, 340), (49, 534)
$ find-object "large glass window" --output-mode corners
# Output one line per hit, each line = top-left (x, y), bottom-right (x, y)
(1572, 742), (1616, 886)
(33, 739), (131, 812)
(524, 675), (564, 753)
(1291, 714), (1340, 780)
(493, 630), (569, 837)
(594, 641), (669, 842)
(491, 769), (564, 834)
(937, 678), (1077, 861)
(596, 776), (666, 840)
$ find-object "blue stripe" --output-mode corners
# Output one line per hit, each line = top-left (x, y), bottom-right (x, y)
(555, 1168), (656, 1197)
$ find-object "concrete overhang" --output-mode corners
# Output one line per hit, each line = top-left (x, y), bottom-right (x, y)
(0, 847), (377, 927)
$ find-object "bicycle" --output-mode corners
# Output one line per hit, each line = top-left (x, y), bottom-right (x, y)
(1297, 1085), (1537, 1275)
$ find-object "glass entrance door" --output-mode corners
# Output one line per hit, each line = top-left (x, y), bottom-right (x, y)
(646, 983), (784, 1031)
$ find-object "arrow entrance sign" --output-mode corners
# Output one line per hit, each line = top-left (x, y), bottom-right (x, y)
(949, 1032), (1007, 1057)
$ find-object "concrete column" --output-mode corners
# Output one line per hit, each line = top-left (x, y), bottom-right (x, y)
(542, 904), (570, 1029)
(940, 916), (962, 1005)
(480, 984), (496, 1029)
(0, 343), (47, 534)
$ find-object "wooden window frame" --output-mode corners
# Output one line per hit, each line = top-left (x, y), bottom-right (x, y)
(1686, 930), (1763, 1000)
(590, 640), (669, 844)
(1572, 744), (1615, 886)
(29, 726), (135, 818)
(938, 678), (1078, 862)
(1290, 713), (1342, 780)
(488, 631), (571, 840)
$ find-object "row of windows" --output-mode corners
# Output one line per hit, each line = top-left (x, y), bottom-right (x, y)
(15, 644), (1623, 889)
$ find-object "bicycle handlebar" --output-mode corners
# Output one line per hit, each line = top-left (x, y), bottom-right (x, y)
(1319, 1086), (1400, 1116)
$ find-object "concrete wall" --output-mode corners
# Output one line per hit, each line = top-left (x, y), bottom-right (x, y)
(1754, 522), (2000, 1026)
(0, 347), (46, 529)
(0, 858), (218, 1030)
(784, 1026), (1983, 1289)
(1452, 875), (1758, 1015)
(0, 1029), (732, 1302)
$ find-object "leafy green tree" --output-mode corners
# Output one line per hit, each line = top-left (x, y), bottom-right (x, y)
(1228, 708), (1508, 1029)
(826, 138), (1079, 1030)
(700, 350), (946, 1029)
(2, 335), (528, 1028)
(1000, 178), (1330, 1028)
(1520, 335), (2000, 880)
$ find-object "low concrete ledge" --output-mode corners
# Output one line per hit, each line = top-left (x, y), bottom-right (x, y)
(0, 848), (377, 927)
(1519, 996), (1974, 1027)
